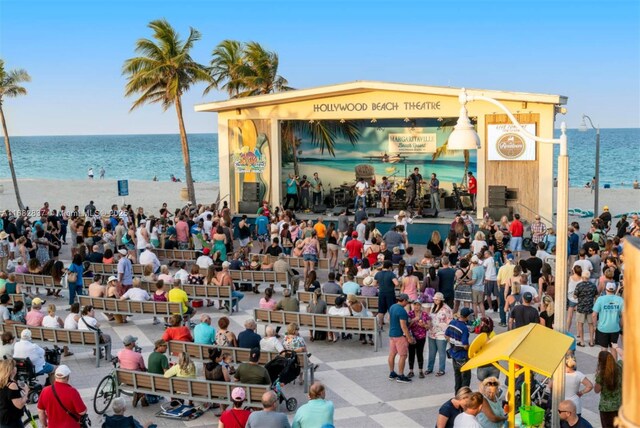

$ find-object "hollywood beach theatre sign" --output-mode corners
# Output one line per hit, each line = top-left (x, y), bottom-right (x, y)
(487, 123), (537, 161)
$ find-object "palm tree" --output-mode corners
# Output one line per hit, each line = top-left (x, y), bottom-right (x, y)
(207, 39), (245, 98)
(281, 120), (361, 177)
(123, 19), (211, 204)
(208, 40), (291, 98)
(431, 118), (472, 185)
(0, 60), (30, 210)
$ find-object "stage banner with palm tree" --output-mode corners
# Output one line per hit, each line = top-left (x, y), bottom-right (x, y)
(283, 118), (476, 189)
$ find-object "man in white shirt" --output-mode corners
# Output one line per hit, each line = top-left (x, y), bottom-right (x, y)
(259, 325), (284, 354)
(202, 214), (214, 238)
(482, 250), (498, 312)
(196, 248), (214, 271)
(174, 262), (189, 285)
(356, 218), (367, 244)
(354, 178), (369, 210)
(120, 279), (151, 302)
(139, 245), (161, 274)
(572, 250), (593, 277)
(0, 294), (11, 322)
(14, 329), (55, 380)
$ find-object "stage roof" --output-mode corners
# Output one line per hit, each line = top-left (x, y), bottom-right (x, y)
(195, 80), (568, 113)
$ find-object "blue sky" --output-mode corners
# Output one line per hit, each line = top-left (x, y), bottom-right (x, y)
(1, 0), (638, 136)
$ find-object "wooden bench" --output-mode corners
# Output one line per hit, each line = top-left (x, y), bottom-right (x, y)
(230, 270), (290, 291)
(140, 281), (236, 313)
(261, 255), (330, 270)
(153, 248), (198, 262)
(90, 263), (145, 276)
(77, 296), (188, 323)
(167, 340), (315, 393)
(14, 273), (60, 290)
(297, 290), (379, 312)
(253, 308), (380, 351)
(0, 323), (111, 367)
(115, 369), (268, 407)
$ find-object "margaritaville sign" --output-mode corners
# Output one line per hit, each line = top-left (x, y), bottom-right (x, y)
(313, 101), (442, 112)
(388, 133), (437, 153)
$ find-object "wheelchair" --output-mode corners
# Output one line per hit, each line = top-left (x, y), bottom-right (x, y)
(14, 346), (62, 404)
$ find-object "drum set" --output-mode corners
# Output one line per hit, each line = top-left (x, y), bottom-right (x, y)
(330, 174), (431, 210)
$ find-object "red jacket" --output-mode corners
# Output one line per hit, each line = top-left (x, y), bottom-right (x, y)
(510, 219), (524, 238)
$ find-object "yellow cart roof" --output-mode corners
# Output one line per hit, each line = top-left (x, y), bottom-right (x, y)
(462, 324), (573, 377)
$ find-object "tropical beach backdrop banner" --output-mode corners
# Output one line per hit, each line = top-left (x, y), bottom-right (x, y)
(284, 118), (476, 188)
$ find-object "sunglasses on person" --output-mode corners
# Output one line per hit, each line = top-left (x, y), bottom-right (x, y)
(558, 409), (571, 414)
(485, 381), (499, 386)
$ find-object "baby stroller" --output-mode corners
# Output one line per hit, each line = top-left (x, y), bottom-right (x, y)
(265, 350), (300, 412)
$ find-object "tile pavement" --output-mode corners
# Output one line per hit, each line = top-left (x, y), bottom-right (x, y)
(22, 244), (605, 427)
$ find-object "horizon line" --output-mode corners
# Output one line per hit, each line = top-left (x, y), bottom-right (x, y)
(9, 126), (640, 138)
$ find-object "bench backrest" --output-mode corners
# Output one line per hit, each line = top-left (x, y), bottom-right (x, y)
(115, 369), (267, 406)
(77, 296), (183, 315)
(167, 341), (307, 368)
(253, 309), (377, 333)
(90, 263), (144, 276)
(13, 273), (58, 288)
(140, 281), (232, 299)
(153, 248), (197, 261)
(229, 270), (288, 284)
(7, 324), (100, 346)
(297, 291), (379, 311)
(260, 254), (329, 270)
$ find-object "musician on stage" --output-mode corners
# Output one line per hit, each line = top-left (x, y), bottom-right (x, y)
(354, 177), (369, 210)
(429, 173), (440, 210)
(467, 171), (477, 211)
(407, 167), (424, 209)
(311, 172), (324, 207)
(378, 176), (392, 215)
(284, 173), (300, 211)
(299, 175), (311, 210)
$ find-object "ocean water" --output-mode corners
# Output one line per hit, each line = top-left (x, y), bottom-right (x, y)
(1, 129), (638, 187)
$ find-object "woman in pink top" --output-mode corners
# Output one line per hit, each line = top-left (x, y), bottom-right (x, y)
(259, 287), (277, 310)
(400, 266), (420, 301)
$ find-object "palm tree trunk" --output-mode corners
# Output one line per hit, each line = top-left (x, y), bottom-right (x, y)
(174, 97), (196, 204)
(0, 106), (25, 210)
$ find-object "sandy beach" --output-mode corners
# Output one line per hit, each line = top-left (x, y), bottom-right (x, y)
(0, 178), (220, 215)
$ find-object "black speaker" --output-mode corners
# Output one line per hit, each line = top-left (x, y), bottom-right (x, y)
(333, 206), (347, 216)
(422, 208), (439, 218)
(313, 204), (327, 213)
(366, 208), (383, 218)
(242, 182), (261, 202)
(238, 201), (260, 214)
(484, 206), (514, 221)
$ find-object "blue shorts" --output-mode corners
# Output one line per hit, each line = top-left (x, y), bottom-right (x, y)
(378, 292), (396, 315)
(303, 254), (318, 263)
(37, 362), (55, 376)
(567, 300), (578, 308)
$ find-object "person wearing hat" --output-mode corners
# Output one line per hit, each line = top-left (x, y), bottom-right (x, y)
(117, 247), (134, 296)
(345, 230), (364, 263)
(219, 387), (252, 428)
(592, 281), (623, 359)
(37, 365), (87, 427)
(445, 307), (473, 393)
(427, 292), (453, 377)
(195, 247), (214, 271)
(509, 291), (540, 330)
(387, 293), (415, 383)
(469, 255), (486, 319)
(599, 205), (612, 228)
(117, 335), (148, 407)
(13, 329), (56, 383)
(25, 297), (46, 327)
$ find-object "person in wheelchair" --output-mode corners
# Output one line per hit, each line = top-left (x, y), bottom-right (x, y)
(13, 329), (56, 384)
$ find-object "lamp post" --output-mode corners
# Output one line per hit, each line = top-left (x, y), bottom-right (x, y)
(580, 114), (600, 217)
(449, 89), (569, 428)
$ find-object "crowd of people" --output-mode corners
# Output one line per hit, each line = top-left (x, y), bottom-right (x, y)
(0, 198), (635, 427)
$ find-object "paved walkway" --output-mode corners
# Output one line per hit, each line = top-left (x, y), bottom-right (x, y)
(23, 245), (604, 427)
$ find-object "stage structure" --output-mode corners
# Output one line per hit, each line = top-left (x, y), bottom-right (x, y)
(196, 81), (567, 221)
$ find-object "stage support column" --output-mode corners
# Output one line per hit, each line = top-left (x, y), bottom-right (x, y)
(217, 119), (232, 210)
(270, 119), (282, 207)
